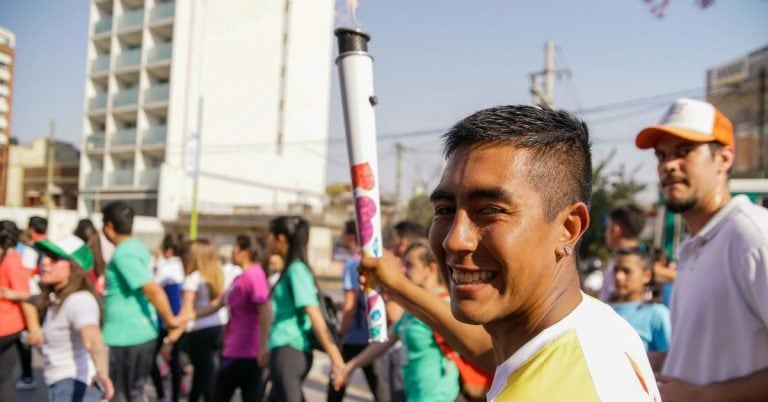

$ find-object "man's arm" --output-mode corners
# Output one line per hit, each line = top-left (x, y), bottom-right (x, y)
(142, 281), (181, 329)
(658, 368), (768, 402)
(361, 253), (496, 372)
(338, 289), (358, 338)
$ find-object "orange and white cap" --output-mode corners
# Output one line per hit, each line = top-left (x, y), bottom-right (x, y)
(635, 98), (733, 150)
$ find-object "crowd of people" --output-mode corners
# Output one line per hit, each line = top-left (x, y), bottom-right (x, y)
(0, 97), (766, 402)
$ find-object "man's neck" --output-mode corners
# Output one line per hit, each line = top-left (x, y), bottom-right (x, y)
(682, 188), (731, 236)
(113, 235), (132, 246)
(485, 267), (583, 365)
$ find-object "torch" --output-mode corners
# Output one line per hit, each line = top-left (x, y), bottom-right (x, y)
(335, 27), (388, 343)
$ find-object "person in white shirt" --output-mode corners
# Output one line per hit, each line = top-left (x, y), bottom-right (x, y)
(35, 235), (114, 401)
(636, 98), (768, 402)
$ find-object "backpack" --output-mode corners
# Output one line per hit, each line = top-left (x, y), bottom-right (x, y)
(286, 271), (341, 352)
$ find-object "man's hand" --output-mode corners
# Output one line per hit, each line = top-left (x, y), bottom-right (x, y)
(359, 251), (406, 290)
(93, 371), (115, 400)
(657, 374), (705, 402)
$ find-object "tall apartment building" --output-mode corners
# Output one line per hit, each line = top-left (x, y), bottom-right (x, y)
(79, 0), (334, 221)
(707, 44), (768, 178)
(0, 27), (16, 205)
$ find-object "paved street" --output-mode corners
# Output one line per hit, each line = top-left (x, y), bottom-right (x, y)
(12, 349), (373, 402)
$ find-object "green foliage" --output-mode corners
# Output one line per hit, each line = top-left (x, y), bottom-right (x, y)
(405, 192), (434, 234)
(580, 150), (647, 261)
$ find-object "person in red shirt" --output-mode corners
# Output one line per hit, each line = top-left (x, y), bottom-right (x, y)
(0, 220), (42, 401)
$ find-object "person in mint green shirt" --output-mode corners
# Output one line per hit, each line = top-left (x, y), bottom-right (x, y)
(100, 201), (183, 402)
(265, 216), (344, 402)
(334, 241), (459, 402)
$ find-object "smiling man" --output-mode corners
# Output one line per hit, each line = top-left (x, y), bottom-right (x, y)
(636, 98), (768, 402)
(361, 105), (659, 401)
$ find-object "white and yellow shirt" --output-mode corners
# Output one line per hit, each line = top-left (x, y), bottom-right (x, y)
(488, 295), (660, 402)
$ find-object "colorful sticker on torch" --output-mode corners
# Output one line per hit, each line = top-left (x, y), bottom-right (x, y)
(366, 288), (388, 342)
(351, 162), (375, 190)
(355, 196), (377, 247)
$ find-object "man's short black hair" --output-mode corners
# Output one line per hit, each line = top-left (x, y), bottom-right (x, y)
(394, 220), (425, 240)
(609, 204), (646, 240)
(102, 201), (134, 235)
(343, 220), (357, 236)
(28, 216), (47, 235)
(442, 105), (592, 220)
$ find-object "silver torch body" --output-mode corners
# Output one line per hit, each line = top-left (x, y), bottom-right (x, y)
(335, 27), (388, 343)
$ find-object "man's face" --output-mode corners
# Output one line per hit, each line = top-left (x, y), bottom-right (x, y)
(102, 221), (116, 245)
(429, 143), (563, 326)
(654, 136), (727, 214)
(612, 254), (650, 300)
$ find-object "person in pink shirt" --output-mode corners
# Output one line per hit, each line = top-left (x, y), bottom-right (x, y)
(214, 234), (272, 402)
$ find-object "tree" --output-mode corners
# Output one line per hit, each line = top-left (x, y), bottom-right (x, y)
(642, 0), (716, 18)
(405, 192), (433, 235)
(580, 150), (647, 262)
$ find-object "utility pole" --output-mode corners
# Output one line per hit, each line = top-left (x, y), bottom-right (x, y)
(45, 119), (55, 220)
(189, 98), (203, 240)
(394, 142), (404, 219)
(529, 41), (569, 108)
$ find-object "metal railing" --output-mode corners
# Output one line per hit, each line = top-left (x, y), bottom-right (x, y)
(140, 168), (160, 188)
(86, 134), (106, 150)
(115, 48), (141, 69)
(118, 9), (144, 31)
(147, 43), (172, 64)
(111, 128), (137, 147)
(93, 17), (112, 35)
(142, 126), (167, 146)
(144, 84), (169, 104)
(90, 55), (110, 74)
(113, 88), (139, 108)
(150, 2), (175, 23)
(109, 169), (134, 186)
(89, 94), (108, 110)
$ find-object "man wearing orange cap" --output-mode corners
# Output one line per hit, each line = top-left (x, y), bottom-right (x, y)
(636, 98), (768, 402)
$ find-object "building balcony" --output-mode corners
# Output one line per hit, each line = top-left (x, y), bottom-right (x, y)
(93, 17), (113, 36)
(90, 55), (110, 74)
(0, 68), (10, 82)
(0, 84), (9, 97)
(142, 126), (167, 146)
(144, 84), (169, 105)
(118, 9), (144, 31)
(85, 134), (106, 150)
(113, 88), (139, 108)
(109, 169), (134, 186)
(89, 94), (108, 110)
(140, 168), (160, 188)
(147, 43), (172, 64)
(0, 116), (7, 130)
(115, 48), (141, 69)
(111, 128), (137, 147)
(0, 98), (8, 113)
(150, 2), (175, 23)
(85, 172), (104, 188)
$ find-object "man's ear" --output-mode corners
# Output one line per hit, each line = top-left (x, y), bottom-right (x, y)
(555, 202), (590, 258)
(717, 146), (735, 175)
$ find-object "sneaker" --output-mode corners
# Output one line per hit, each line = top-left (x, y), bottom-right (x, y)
(15, 377), (37, 390)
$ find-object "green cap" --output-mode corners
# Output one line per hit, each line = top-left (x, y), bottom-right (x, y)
(35, 235), (94, 272)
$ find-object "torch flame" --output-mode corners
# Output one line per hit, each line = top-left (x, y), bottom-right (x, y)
(335, 0), (361, 26)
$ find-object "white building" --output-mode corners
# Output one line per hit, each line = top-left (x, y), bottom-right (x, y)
(79, 0), (334, 221)
(0, 26), (16, 205)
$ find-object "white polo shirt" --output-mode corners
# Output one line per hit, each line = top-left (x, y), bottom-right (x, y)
(662, 195), (768, 385)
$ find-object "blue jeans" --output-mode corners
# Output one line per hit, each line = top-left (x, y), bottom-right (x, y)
(48, 378), (104, 402)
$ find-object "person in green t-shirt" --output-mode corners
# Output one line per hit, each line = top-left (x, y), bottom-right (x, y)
(334, 241), (460, 402)
(265, 216), (344, 402)
(100, 201), (184, 402)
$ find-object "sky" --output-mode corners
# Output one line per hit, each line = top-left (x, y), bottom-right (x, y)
(1, 0), (767, 205)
